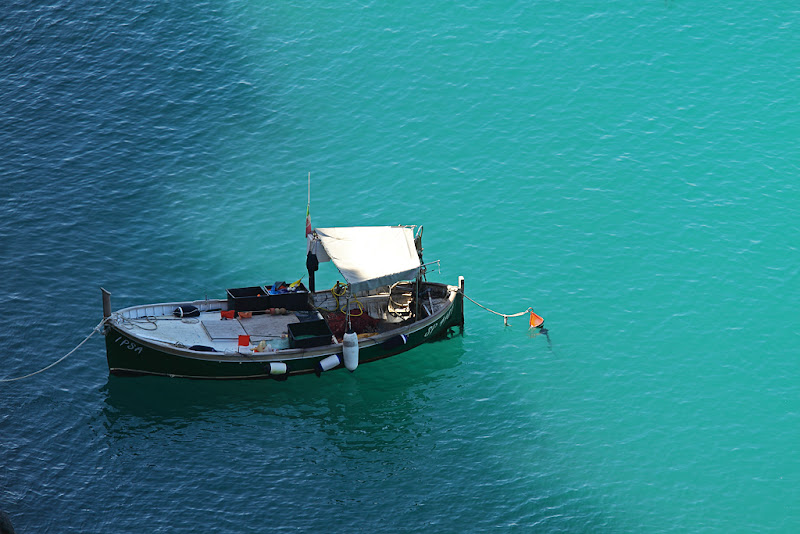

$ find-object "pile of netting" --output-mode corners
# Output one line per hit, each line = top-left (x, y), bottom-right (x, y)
(324, 310), (379, 339)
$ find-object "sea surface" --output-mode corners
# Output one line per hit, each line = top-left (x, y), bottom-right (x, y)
(1, 1), (799, 532)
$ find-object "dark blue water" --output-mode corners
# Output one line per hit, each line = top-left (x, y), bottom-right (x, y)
(2, 1), (799, 532)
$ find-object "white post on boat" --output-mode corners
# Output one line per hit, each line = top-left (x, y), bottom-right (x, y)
(458, 276), (466, 330)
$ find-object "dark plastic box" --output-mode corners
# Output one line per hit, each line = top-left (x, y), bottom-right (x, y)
(266, 282), (311, 311)
(288, 320), (333, 348)
(227, 286), (270, 312)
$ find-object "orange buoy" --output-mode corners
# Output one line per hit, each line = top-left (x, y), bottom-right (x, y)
(529, 311), (544, 328)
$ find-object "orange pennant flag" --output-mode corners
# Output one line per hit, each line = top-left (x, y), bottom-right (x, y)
(238, 335), (251, 347)
(529, 311), (544, 328)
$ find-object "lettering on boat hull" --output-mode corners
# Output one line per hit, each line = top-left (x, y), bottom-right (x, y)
(424, 305), (454, 339)
(115, 336), (143, 355)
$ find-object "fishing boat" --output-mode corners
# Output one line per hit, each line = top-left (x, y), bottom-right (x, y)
(101, 226), (464, 379)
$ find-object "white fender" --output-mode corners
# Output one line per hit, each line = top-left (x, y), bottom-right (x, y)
(266, 362), (287, 375)
(318, 354), (340, 373)
(343, 331), (359, 372)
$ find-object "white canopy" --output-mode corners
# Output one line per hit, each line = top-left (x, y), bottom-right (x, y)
(314, 226), (421, 293)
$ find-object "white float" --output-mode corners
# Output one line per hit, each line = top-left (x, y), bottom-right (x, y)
(317, 354), (340, 373)
(342, 331), (359, 371)
(266, 362), (287, 375)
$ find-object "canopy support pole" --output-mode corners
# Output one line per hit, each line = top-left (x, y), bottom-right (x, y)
(345, 292), (352, 332)
(415, 276), (420, 319)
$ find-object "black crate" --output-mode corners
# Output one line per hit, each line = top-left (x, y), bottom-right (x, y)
(266, 282), (311, 311)
(226, 286), (270, 312)
(288, 320), (333, 348)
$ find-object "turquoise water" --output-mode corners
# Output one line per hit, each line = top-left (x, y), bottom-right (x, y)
(2, 1), (799, 531)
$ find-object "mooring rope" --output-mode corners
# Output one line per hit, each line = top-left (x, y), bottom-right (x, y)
(459, 289), (551, 349)
(458, 289), (537, 325)
(0, 318), (107, 383)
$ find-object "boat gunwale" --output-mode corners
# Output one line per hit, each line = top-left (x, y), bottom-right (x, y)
(107, 282), (459, 363)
